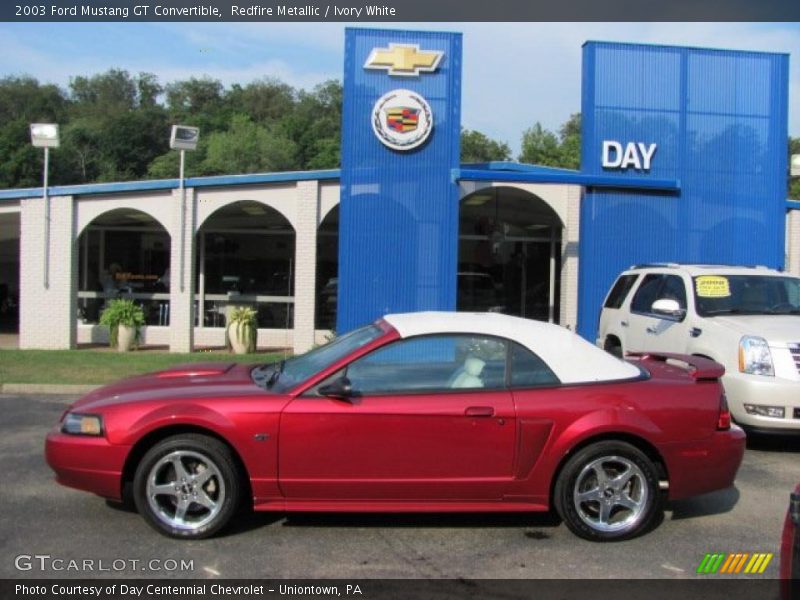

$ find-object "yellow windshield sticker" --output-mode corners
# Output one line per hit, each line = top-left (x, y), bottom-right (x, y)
(696, 276), (731, 298)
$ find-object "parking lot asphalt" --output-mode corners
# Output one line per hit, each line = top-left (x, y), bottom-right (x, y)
(2, 393), (799, 580)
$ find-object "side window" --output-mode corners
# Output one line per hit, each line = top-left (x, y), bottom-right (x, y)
(659, 275), (687, 310)
(630, 274), (665, 314)
(604, 274), (639, 309)
(510, 342), (560, 388)
(344, 335), (507, 395)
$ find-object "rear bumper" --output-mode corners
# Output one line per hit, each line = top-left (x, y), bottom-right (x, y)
(45, 429), (129, 501)
(661, 425), (746, 500)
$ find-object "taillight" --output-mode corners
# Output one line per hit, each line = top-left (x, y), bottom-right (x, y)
(780, 493), (799, 597)
(717, 394), (731, 431)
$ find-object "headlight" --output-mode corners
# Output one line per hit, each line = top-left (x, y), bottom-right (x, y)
(61, 413), (104, 436)
(738, 336), (774, 376)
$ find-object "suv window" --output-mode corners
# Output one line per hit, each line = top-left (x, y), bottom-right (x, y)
(631, 274), (687, 315)
(604, 274), (639, 309)
(630, 274), (664, 313)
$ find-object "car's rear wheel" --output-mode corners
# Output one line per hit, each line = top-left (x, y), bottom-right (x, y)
(554, 441), (662, 541)
(133, 434), (240, 539)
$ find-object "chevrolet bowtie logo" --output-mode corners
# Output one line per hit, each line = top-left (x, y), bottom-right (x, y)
(364, 44), (443, 77)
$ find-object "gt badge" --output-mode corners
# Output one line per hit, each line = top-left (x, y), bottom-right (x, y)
(371, 89), (433, 152)
(364, 43), (443, 77)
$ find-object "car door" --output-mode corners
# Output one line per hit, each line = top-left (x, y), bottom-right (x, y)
(278, 334), (517, 501)
(627, 273), (691, 353)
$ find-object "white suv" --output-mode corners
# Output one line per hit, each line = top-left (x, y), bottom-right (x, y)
(598, 264), (800, 433)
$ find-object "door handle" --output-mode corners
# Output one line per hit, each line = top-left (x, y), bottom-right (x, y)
(646, 326), (657, 334)
(465, 406), (495, 417)
(620, 320), (629, 327)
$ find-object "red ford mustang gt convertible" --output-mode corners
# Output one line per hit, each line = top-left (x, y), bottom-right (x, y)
(46, 312), (745, 541)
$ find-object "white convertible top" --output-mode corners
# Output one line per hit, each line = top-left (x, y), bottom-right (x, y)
(383, 311), (641, 384)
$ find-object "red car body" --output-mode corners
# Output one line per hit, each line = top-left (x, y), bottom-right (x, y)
(782, 483), (800, 597)
(46, 313), (745, 540)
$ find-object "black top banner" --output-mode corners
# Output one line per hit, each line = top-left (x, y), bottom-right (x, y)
(3, 0), (800, 22)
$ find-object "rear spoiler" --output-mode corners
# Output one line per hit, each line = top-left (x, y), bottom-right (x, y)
(626, 352), (725, 381)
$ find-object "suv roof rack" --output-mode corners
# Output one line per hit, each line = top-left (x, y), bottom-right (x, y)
(628, 263), (773, 271)
(629, 263), (680, 270)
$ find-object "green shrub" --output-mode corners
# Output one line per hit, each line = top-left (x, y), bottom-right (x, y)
(99, 299), (146, 348)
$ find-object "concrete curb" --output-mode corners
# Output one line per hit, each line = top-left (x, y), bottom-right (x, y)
(1, 383), (100, 395)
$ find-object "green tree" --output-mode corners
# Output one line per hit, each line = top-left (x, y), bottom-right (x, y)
(200, 114), (297, 176)
(228, 78), (295, 124)
(558, 113), (581, 169)
(281, 80), (342, 169)
(460, 129), (512, 163)
(0, 76), (68, 187)
(518, 122), (562, 166)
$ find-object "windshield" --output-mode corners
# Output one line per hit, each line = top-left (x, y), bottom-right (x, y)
(693, 274), (800, 316)
(257, 324), (385, 392)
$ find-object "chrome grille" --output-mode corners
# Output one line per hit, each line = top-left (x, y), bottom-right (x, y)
(791, 343), (800, 374)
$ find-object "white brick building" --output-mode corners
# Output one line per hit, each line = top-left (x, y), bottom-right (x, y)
(0, 164), (606, 354)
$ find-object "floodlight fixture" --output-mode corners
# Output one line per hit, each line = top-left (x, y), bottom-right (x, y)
(170, 125), (200, 151)
(30, 123), (60, 148)
(791, 154), (800, 178)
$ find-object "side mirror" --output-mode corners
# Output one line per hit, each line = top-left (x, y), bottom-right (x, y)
(318, 376), (353, 400)
(651, 298), (686, 320)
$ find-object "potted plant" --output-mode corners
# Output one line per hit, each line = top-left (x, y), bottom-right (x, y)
(226, 306), (257, 354)
(99, 299), (145, 352)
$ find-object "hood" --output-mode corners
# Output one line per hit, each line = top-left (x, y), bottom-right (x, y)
(710, 315), (800, 348)
(70, 362), (263, 411)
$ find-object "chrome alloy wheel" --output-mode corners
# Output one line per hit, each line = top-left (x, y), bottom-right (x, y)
(146, 450), (225, 532)
(572, 455), (648, 533)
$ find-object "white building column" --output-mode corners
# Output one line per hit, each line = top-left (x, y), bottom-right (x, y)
(19, 195), (76, 349)
(169, 187), (196, 353)
(788, 209), (800, 276)
(559, 186), (581, 331)
(293, 180), (320, 354)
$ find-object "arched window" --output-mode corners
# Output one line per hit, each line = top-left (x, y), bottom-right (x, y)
(195, 201), (296, 330)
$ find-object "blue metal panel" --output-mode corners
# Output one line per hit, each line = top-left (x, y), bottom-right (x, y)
(579, 42), (789, 340)
(455, 168), (679, 191)
(337, 28), (462, 333)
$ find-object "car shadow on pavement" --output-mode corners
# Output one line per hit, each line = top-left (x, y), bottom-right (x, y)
(279, 511), (562, 529)
(745, 433), (800, 453)
(666, 486), (740, 520)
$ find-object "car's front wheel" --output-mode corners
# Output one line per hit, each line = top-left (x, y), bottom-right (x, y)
(554, 441), (662, 541)
(133, 434), (241, 539)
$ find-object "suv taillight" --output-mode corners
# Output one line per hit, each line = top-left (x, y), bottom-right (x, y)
(717, 394), (731, 431)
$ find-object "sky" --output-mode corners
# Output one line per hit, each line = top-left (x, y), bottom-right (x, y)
(0, 21), (798, 156)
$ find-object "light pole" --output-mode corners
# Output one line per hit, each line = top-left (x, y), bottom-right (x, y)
(30, 123), (60, 289)
(169, 125), (199, 293)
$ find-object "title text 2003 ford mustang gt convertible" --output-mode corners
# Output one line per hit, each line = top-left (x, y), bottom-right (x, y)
(46, 312), (745, 541)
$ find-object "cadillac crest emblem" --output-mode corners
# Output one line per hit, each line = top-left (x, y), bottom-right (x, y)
(371, 89), (433, 151)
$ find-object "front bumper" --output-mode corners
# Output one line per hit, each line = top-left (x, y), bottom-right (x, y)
(661, 425), (746, 501)
(45, 429), (130, 501)
(722, 372), (800, 431)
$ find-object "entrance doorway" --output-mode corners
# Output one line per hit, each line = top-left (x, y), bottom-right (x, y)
(458, 187), (562, 322)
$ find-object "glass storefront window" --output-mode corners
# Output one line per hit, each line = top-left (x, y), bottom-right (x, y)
(316, 206), (339, 330)
(195, 201), (296, 330)
(458, 188), (562, 323)
(77, 210), (170, 326)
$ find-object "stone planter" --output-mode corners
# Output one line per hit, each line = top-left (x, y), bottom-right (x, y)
(227, 323), (253, 354)
(116, 324), (137, 352)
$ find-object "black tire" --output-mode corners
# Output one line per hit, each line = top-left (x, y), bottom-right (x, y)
(604, 337), (623, 359)
(133, 434), (241, 539)
(553, 441), (662, 542)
